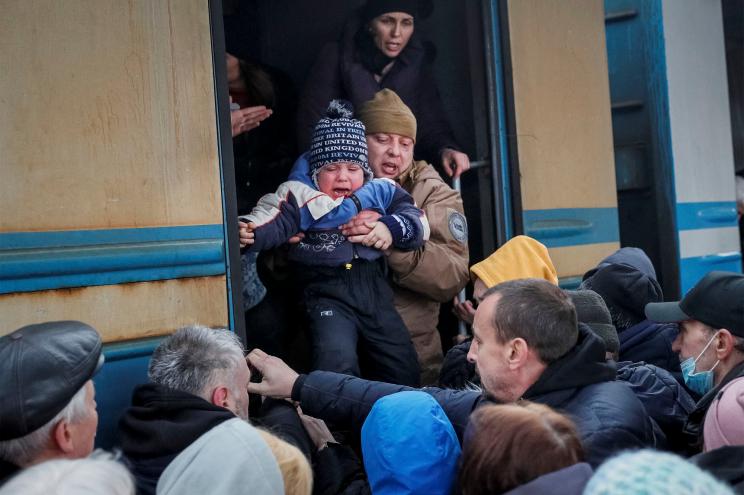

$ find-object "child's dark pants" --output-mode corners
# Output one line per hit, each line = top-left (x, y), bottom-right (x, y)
(299, 259), (421, 387)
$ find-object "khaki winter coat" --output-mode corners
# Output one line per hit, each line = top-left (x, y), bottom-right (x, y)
(388, 161), (469, 385)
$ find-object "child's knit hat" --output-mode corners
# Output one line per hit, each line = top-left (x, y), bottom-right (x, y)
(309, 100), (372, 187)
(583, 450), (734, 495)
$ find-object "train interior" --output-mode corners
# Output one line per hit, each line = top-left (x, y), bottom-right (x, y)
(223, 0), (496, 266)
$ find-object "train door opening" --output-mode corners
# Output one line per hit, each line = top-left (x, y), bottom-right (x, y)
(222, 0), (503, 265)
(221, 0), (508, 349)
(723, 0), (744, 258)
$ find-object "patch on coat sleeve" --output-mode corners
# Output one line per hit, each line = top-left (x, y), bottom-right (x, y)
(448, 210), (468, 243)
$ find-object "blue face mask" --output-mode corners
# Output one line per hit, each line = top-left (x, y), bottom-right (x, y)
(680, 332), (720, 396)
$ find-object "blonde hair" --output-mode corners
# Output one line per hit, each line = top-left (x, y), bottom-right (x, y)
(258, 431), (313, 495)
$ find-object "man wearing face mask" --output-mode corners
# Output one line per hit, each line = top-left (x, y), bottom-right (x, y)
(645, 271), (744, 452)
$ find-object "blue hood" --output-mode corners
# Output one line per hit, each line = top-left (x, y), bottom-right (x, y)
(362, 391), (461, 495)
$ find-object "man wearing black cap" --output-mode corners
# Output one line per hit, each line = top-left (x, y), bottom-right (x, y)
(0, 321), (103, 486)
(646, 271), (744, 449)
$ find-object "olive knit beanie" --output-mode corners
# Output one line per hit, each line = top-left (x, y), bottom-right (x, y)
(358, 89), (417, 141)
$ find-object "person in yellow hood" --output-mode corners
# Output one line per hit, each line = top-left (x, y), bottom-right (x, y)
(453, 235), (558, 325)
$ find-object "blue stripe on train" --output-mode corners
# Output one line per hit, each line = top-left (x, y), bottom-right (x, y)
(680, 252), (742, 294)
(0, 225), (226, 293)
(523, 207), (619, 248)
(94, 338), (162, 449)
(676, 202), (737, 231)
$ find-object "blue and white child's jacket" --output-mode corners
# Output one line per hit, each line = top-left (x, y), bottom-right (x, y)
(240, 153), (430, 267)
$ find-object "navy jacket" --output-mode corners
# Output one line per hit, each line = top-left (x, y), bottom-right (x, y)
(294, 326), (655, 467)
(617, 360), (696, 453)
(296, 18), (459, 164)
(117, 384), (235, 495)
(504, 463), (593, 495)
(619, 320), (681, 381)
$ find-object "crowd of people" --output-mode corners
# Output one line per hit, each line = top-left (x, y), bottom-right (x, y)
(2, 1), (744, 494)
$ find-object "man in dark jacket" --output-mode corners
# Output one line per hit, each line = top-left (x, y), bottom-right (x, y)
(117, 325), (252, 495)
(580, 247), (682, 380)
(248, 279), (656, 467)
(646, 271), (744, 451)
(118, 324), (345, 495)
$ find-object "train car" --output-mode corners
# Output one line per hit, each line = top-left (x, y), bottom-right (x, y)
(1, 0), (741, 447)
(1, 1), (244, 447)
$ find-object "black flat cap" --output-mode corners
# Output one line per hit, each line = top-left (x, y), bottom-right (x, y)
(0, 321), (104, 440)
(645, 271), (744, 337)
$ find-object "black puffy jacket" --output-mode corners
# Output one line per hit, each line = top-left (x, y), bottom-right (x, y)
(616, 360), (695, 453)
(294, 326), (656, 467)
(117, 384), (235, 495)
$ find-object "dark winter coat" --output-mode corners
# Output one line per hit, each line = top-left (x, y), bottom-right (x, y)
(504, 463), (593, 495)
(256, 399), (371, 495)
(616, 360), (696, 453)
(294, 326), (656, 467)
(296, 18), (459, 164)
(619, 320), (681, 381)
(117, 384), (235, 495)
(0, 459), (19, 488)
(691, 446), (744, 494)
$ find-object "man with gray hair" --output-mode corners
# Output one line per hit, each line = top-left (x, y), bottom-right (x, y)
(0, 451), (134, 495)
(0, 321), (104, 487)
(117, 325), (252, 495)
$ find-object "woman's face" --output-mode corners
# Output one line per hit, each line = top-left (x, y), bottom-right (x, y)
(369, 12), (414, 58)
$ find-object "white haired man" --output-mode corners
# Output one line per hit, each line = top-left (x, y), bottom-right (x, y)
(0, 321), (104, 486)
(117, 325), (254, 495)
(0, 451), (134, 495)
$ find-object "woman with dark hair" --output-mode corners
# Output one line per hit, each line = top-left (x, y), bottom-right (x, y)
(459, 402), (592, 495)
(296, 0), (470, 178)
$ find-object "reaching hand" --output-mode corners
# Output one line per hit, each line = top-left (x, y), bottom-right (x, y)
(441, 148), (471, 179)
(245, 348), (299, 399)
(231, 105), (273, 137)
(238, 221), (255, 248)
(348, 221), (392, 250)
(452, 297), (476, 325)
(340, 210), (382, 237)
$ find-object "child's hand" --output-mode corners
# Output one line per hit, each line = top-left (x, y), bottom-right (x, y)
(238, 221), (255, 248)
(349, 221), (392, 250)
